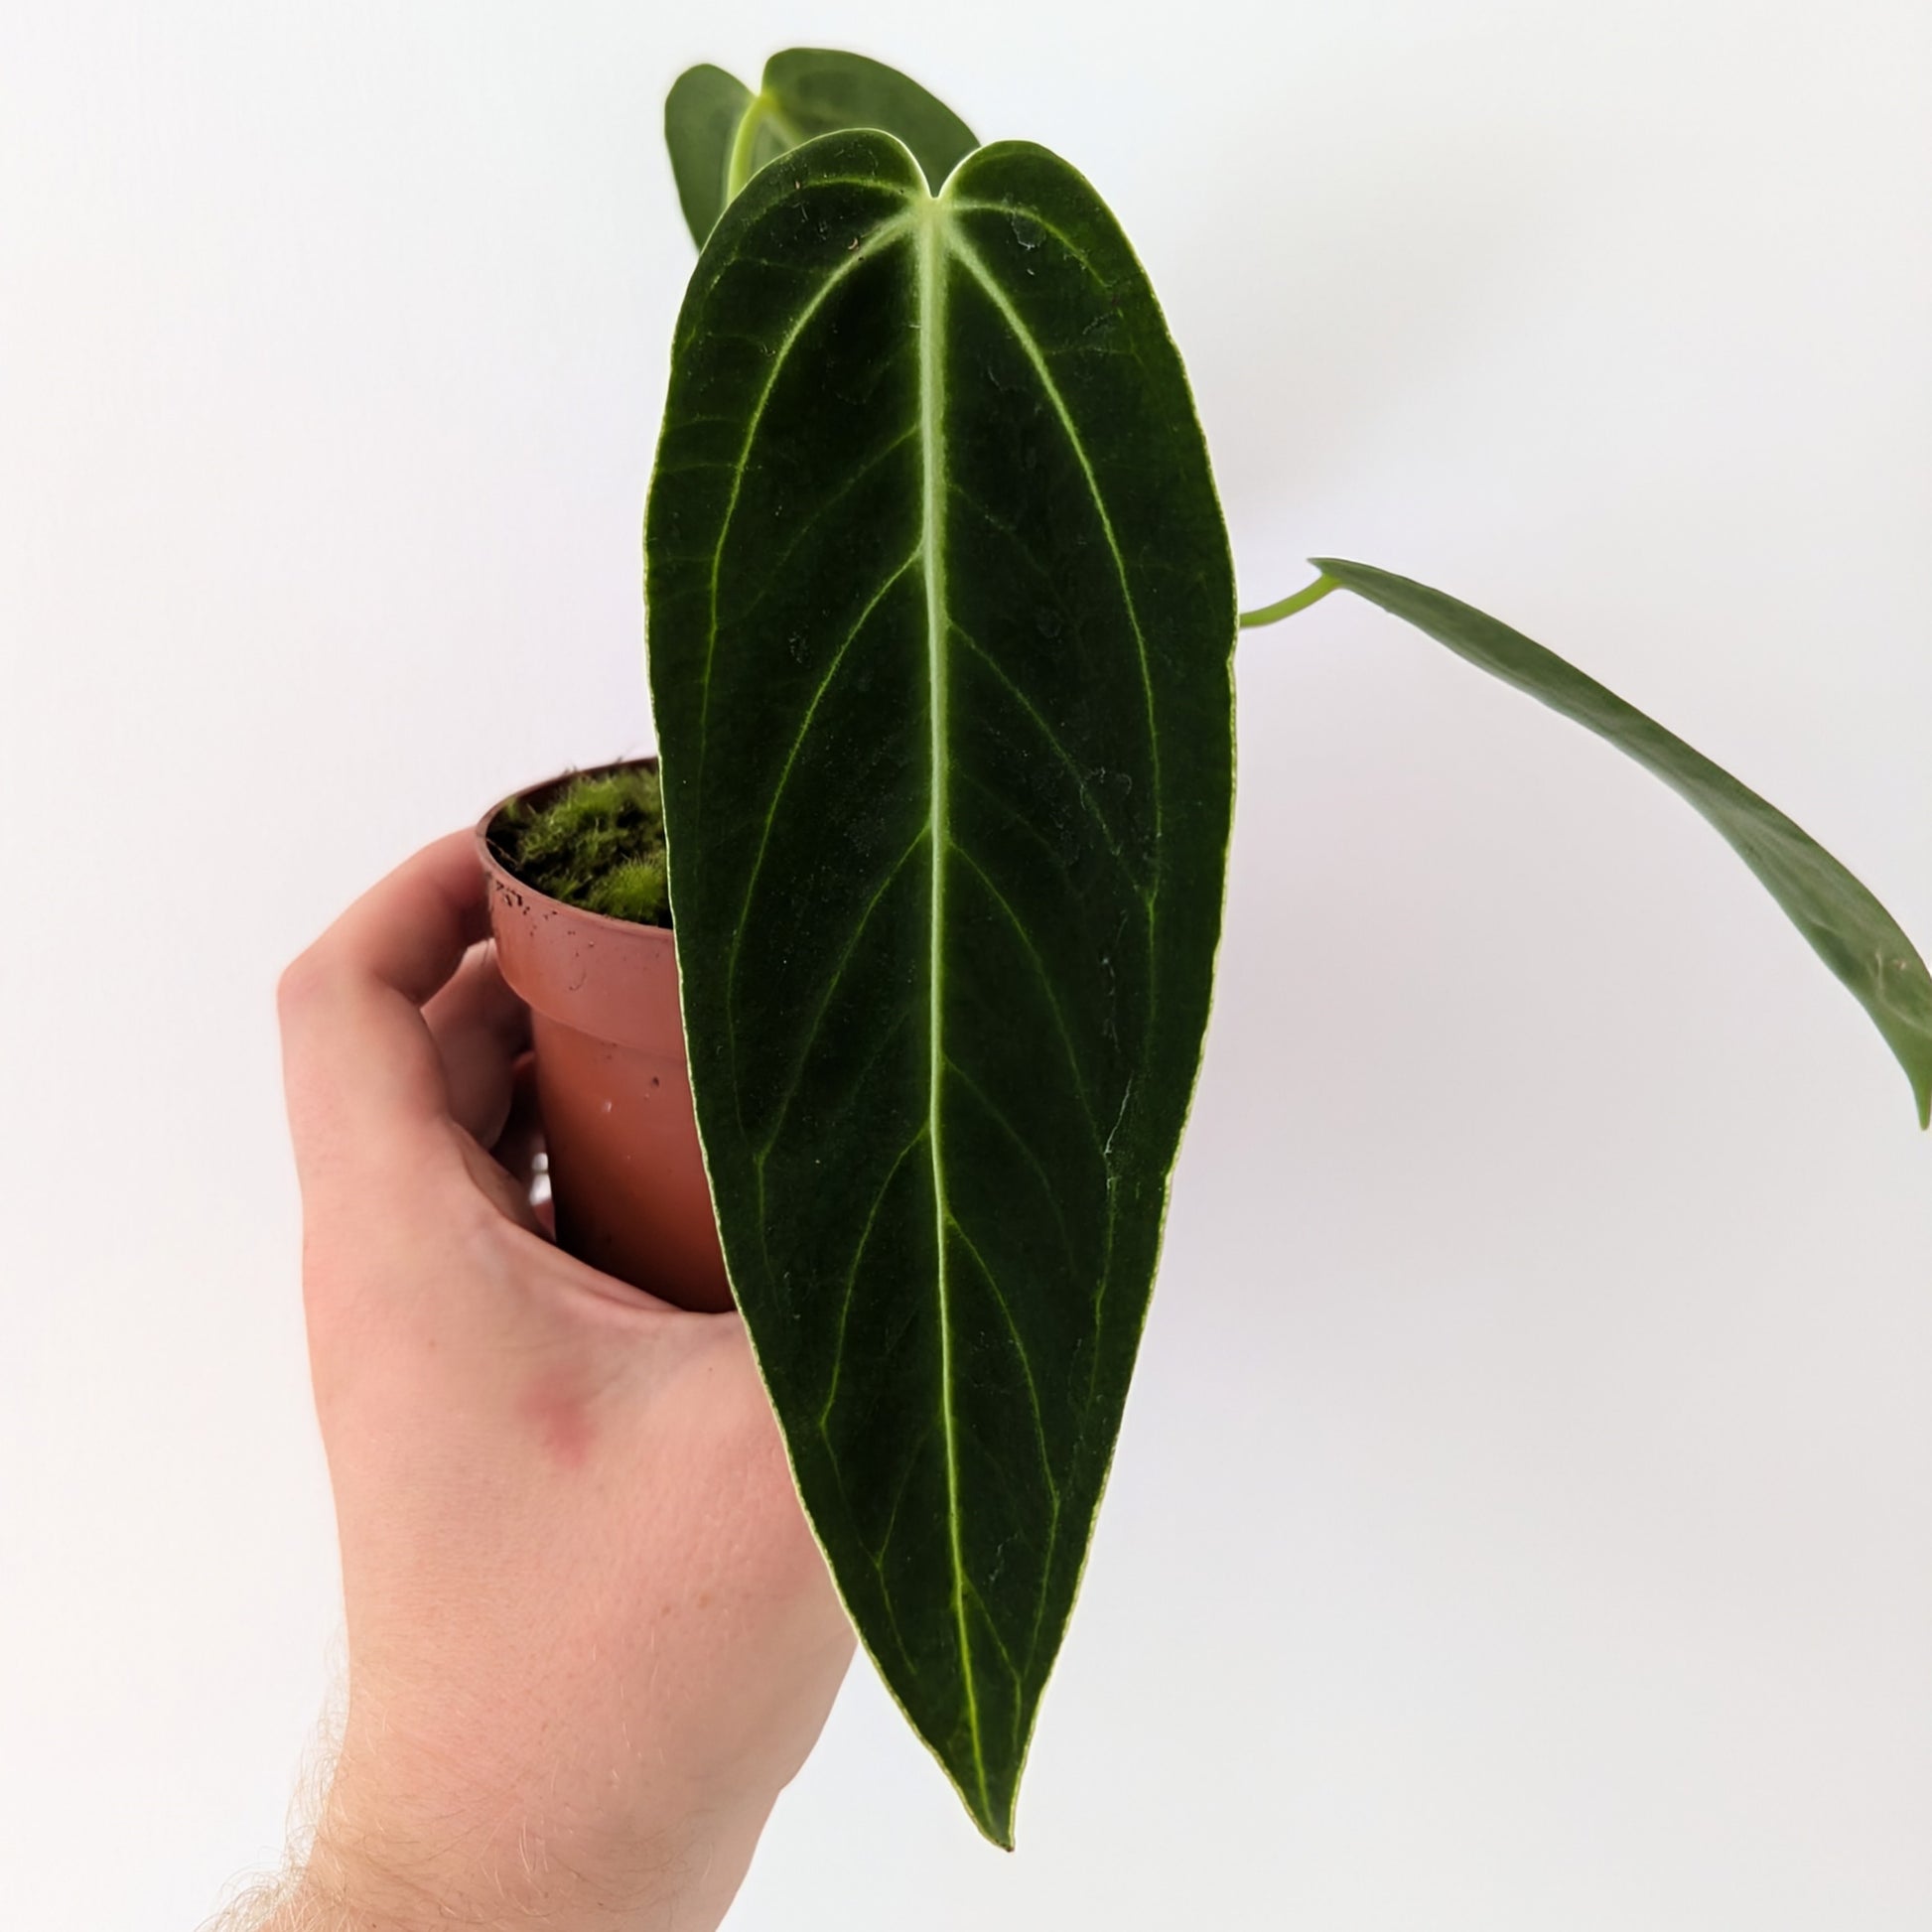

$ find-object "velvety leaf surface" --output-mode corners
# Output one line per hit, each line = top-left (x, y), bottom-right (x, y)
(1315, 557), (1932, 1125)
(663, 49), (978, 246)
(646, 131), (1235, 1843)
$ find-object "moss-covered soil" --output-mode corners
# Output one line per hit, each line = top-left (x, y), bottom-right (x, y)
(492, 764), (670, 926)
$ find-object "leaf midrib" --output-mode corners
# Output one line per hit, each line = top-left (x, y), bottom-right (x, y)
(914, 189), (990, 1823)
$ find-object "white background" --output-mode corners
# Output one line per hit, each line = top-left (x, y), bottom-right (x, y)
(4, 3), (1929, 1926)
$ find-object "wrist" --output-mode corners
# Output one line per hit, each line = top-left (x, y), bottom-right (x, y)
(265, 1865), (677, 1932)
(271, 1759), (754, 1932)
(266, 1842), (720, 1932)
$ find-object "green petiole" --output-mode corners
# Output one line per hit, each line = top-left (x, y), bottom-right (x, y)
(1238, 572), (1339, 628)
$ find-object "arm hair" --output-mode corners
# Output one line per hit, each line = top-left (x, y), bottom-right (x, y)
(195, 1662), (345, 1932)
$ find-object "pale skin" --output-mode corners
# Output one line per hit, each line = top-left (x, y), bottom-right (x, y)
(255, 831), (854, 1930)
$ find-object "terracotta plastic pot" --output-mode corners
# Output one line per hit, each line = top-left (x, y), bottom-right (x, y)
(476, 760), (732, 1312)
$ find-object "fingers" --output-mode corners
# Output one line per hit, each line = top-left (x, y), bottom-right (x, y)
(454, 1124), (549, 1237)
(489, 1053), (547, 1201)
(424, 941), (531, 1146)
(278, 831), (490, 1193)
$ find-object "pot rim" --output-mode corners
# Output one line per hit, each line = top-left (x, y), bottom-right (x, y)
(474, 754), (672, 943)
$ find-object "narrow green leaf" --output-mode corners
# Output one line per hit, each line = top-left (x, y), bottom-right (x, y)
(645, 131), (1236, 1843)
(663, 50), (979, 247)
(1312, 557), (1932, 1126)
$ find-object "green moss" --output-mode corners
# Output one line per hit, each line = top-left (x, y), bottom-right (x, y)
(494, 764), (670, 926)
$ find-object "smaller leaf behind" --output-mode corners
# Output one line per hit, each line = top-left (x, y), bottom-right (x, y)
(1312, 557), (1932, 1126)
(762, 48), (978, 191)
(664, 65), (759, 246)
(662, 50), (979, 246)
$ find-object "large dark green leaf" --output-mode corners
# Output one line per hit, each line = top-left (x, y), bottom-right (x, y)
(1310, 558), (1932, 1125)
(645, 130), (1235, 1843)
(662, 49), (978, 246)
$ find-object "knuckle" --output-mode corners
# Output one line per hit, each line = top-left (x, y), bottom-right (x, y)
(275, 947), (327, 1023)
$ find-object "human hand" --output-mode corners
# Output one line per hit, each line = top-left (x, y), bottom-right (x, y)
(269, 831), (854, 1930)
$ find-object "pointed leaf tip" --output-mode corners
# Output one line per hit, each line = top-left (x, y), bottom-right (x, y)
(1310, 557), (1932, 1130)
